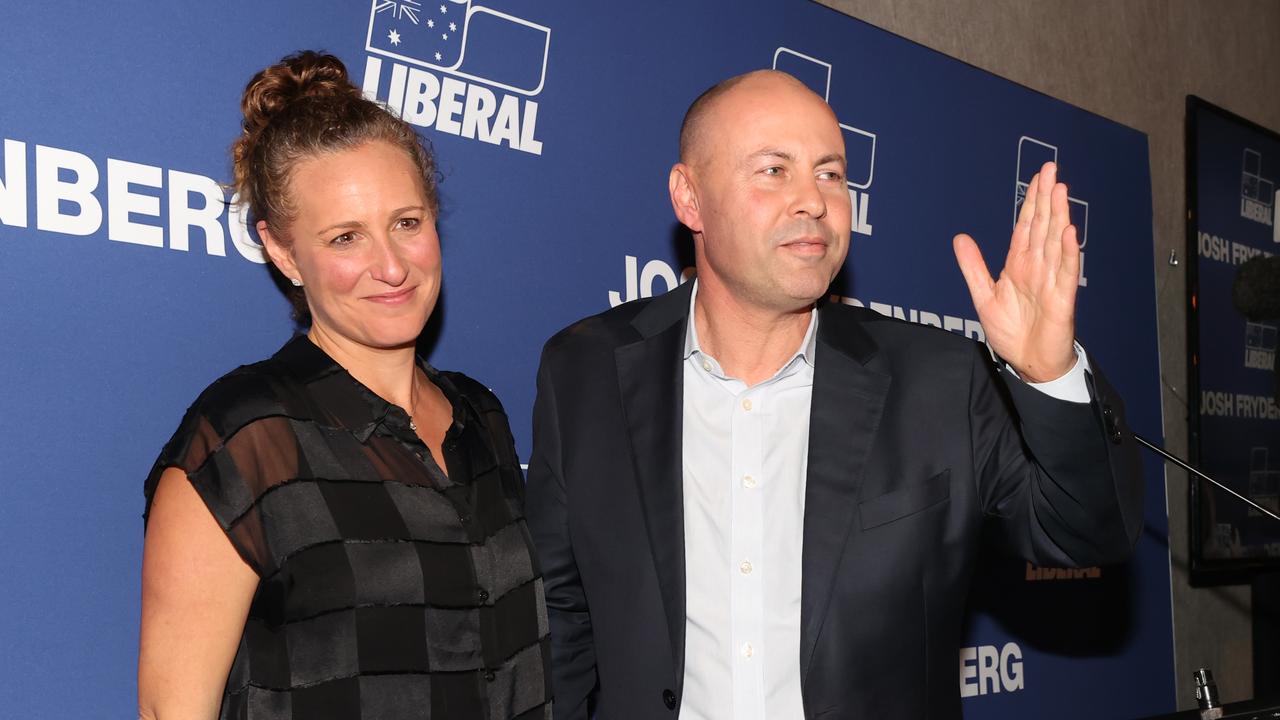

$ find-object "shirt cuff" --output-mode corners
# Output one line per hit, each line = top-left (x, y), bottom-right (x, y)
(997, 341), (1092, 404)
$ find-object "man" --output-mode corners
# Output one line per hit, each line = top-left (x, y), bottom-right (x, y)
(525, 70), (1143, 719)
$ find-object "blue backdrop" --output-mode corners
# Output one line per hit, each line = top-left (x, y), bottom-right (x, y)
(0, 0), (1173, 715)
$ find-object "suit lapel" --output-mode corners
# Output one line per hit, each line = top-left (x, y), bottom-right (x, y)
(614, 281), (694, 682)
(800, 304), (891, 683)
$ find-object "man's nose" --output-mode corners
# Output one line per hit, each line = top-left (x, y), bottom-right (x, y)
(791, 175), (828, 220)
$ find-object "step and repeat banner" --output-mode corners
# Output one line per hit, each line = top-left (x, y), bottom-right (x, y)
(0, 0), (1173, 716)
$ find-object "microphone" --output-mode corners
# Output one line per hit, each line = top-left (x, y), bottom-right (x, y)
(1232, 255), (1280, 320)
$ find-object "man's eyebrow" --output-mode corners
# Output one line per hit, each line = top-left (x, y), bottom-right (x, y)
(816, 153), (847, 169)
(745, 149), (847, 169)
(747, 148), (795, 163)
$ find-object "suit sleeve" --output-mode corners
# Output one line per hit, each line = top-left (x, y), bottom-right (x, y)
(970, 344), (1144, 567)
(525, 349), (598, 719)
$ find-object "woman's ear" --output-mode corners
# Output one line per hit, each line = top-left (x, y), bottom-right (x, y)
(258, 221), (300, 284)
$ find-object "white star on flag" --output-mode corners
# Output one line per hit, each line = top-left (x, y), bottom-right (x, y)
(427, 18), (434, 28)
(434, 52), (442, 61)
(439, 4), (447, 13)
(448, 21), (457, 32)
(387, 29), (402, 45)
(442, 33), (448, 40)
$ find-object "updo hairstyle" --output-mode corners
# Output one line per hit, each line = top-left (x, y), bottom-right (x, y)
(230, 50), (439, 321)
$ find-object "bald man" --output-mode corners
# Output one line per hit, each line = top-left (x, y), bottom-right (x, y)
(525, 71), (1143, 720)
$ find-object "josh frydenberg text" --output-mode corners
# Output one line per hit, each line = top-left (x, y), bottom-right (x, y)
(0, 138), (264, 261)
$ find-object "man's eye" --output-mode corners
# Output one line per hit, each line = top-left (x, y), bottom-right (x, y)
(763, 166), (782, 176)
(819, 170), (846, 182)
(331, 232), (355, 246)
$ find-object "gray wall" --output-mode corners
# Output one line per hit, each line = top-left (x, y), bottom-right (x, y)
(817, 0), (1280, 709)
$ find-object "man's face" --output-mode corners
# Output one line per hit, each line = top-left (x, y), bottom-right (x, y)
(678, 74), (852, 313)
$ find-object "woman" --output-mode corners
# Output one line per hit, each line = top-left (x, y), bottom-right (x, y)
(139, 51), (550, 719)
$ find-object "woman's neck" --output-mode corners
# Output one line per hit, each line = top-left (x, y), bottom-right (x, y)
(307, 325), (420, 412)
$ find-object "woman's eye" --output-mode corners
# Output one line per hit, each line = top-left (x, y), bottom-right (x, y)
(398, 217), (420, 230)
(331, 232), (355, 246)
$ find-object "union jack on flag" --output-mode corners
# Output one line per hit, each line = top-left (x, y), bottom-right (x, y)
(368, 0), (471, 69)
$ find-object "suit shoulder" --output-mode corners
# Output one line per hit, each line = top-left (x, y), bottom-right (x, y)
(540, 295), (654, 357)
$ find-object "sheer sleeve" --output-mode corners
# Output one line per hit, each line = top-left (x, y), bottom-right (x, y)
(143, 370), (303, 577)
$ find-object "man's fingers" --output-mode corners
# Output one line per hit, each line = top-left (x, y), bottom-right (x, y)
(1043, 182), (1071, 271)
(954, 233), (995, 309)
(1028, 162), (1056, 257)
(1058, 224), (1082, 287)
(1010, 174), (1037, 259)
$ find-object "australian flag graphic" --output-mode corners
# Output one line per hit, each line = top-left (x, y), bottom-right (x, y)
(370, 0), (470, 69)
(366, 0), (550, 95)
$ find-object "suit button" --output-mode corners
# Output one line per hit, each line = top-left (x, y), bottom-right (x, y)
(1101, 404), (1123, 444)
(483, 669), (496, 682)
(662, 689), (677, 710)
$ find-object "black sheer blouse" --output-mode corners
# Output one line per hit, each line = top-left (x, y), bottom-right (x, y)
(144, 335), (551, 719)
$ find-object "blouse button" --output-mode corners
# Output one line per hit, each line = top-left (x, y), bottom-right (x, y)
(478, 589), (490, 602)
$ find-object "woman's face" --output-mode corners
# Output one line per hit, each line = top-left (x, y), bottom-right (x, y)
(263, 140), (440, 353)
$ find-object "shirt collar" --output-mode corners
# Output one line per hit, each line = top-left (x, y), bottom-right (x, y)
(272, 334), (466, 443)
(682, 279), (819, 369)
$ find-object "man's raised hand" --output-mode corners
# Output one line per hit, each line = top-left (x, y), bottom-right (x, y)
(952, 161), (1079, 383)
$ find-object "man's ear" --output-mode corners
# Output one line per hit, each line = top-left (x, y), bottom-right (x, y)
(669, 163), (704, 234)
(258, 221), (300, 284)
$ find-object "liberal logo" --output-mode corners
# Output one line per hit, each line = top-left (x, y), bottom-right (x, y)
(772, 48), (875, 237)
(1245, 320), (1277, 371)
(362, 0), (551, 154)
(1015, 137), (1090, 286)
(1241, 148), (1276, 228)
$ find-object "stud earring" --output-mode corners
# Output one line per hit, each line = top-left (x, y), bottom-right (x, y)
(290, 278), (303, 287)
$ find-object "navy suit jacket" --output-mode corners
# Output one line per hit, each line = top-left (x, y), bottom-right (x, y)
(525, 281), (1144, 719)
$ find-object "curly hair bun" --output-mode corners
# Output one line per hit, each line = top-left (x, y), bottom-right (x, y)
(238, 51), (359, 139)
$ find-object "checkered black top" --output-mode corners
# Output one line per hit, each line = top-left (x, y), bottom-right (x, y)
(144, 336), (551, 719)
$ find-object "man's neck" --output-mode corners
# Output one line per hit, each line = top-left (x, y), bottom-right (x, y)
(692, 283), (814, 387)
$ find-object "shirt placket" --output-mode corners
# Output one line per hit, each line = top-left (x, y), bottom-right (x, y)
(730, 386), (766, 720)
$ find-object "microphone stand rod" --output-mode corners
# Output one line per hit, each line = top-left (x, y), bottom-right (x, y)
(1132, 432), (1280, 523)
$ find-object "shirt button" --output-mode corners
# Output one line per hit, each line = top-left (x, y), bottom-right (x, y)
(742, 474), (756, 489)
(741, 398), (753, 411)
(701, 360), (712, 372)
(483, 669), (496, 682)
(740, 560), (753, 575)
(478, 589), (490, 602)
(741, 642), (754, 658)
